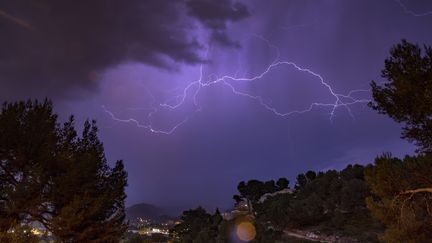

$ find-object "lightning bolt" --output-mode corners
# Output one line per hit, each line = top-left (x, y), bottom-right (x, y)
(103, 36), (371, 134)
(102, 105), (189, 135)
(394, 0), (432, 17)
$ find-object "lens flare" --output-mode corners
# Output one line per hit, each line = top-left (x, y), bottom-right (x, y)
(236, 221), (256, 242)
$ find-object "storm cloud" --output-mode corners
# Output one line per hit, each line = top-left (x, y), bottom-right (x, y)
(186, 0), (249, 47)
(0, 0), (249, 100)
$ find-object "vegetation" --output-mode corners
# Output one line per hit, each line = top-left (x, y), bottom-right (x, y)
(233, 178), (289, 212)
(365, 154), (432, 242)
(370, 40), (432, 153)
(257, 165), (382, 242)
(171, 165), (382, 242)
(0, 100), (128, 242)
(171, 207), (224, 243)
(366, 40), (432, 242)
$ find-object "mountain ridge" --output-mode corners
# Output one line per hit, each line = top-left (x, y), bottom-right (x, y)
(126, 203), (179, 222)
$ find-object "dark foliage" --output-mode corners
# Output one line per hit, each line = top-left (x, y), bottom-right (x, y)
(234, 178), (289, 212)
(171, 207), (223, 243)
(0, 99), (127, 242)
(254, 165), (382, 242)
(365, 154), (432, 242)
(370, 40), (432, 153)
(367, 40), (432, 242)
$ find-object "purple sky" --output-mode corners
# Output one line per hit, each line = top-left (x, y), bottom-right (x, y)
(1, 0), (432, 210)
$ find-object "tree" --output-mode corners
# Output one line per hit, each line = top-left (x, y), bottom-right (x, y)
(276, 178), (289, 190)
(365, 154), (432, 242)
(370, 40), (432, 153)
(253, 165), (381, 241)
(366, 40), (432, 242)
(0, 100), (127, 242)
(236, 180), (263, 212)
(254, 193), (293, 231)
(234, 180), (279, 213)
(294, 170), (316, 190)
(172, 207), (222, 243)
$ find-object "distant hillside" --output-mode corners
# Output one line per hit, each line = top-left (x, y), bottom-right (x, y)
(126, 203), (178, 222)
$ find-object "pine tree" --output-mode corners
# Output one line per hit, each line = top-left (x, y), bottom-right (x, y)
(0, 100), (127, 242)
(370, 40), (432, 153)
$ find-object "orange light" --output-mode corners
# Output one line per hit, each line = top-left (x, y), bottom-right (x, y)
(236, 221), (256, 242)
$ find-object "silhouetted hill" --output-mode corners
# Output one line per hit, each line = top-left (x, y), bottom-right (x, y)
(126, 203), (178, 222)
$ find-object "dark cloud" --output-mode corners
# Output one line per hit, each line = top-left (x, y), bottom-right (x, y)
(186, 0), (250, 28)
(0, 0), (249, 100)
(185, 0), (250, 47)
(210, 31), (241, 48)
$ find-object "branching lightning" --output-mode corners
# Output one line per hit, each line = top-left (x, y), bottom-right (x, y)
(103, 36), (371, 134)
(102, 105), (189, 134)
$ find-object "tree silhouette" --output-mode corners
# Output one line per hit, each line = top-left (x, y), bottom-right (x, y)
(254, 165), (380, 241)
(234, 179), (285, 213)
(367, 40), (432, 242)
(370, 40), (432, 153)
(365, 154), (432, 242)
(0, 100), (127, 242)
(276, 178), (289, 190)
(172, 207), (223, 243)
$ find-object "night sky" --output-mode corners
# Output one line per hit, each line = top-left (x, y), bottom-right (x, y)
(1, 0), (431, 211)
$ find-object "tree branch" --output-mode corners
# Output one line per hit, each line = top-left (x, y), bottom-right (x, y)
(400, 188), (432, 195)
